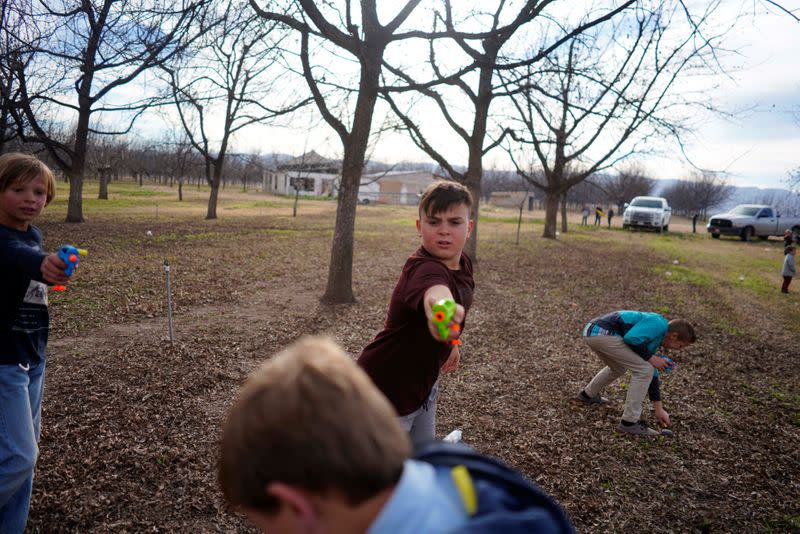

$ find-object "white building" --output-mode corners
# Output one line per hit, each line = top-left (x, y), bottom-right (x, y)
(262, 152), (442, 205)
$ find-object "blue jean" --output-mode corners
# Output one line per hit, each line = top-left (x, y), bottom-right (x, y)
(0, 360), (45, 534)
(398, 382), (438, 445)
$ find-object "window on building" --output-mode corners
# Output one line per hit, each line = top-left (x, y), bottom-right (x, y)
(290, 177), (314, 192)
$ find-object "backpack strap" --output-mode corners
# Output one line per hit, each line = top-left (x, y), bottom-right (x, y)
(450, 464), (477, 516)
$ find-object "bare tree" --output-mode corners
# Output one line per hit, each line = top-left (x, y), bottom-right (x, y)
(383, 1), (635, 258)
(789, 105), (800, 192)
(6, 0), (209, 222)
(663, 171), (733, 218)
(0, 0), (25, 152)
(250, 0), (428, 303)
(165, 2), (303, 219)
(598, 164), (654, 211)
(87, 133), (130, 199)
(502, 2), (733, 238)
(157, 128), (199, 200)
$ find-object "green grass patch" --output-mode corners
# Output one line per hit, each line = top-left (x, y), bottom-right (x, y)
(654, 264), (712, 287)
(148, 231), (223, 243)
(653, 304), (671, 315)
(224, 201), (289, 210)
(478, 215), (544, 225)
(731, 271), (777, 297)
(386, 218), (417, 226)
(108, 186), (173, 198)
(254, 228), (302, 237)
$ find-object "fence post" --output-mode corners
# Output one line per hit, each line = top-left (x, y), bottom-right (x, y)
(164, 259), (174, 343)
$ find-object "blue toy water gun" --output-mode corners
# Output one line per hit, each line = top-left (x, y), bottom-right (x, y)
(431, 298), (461, 346)
(653, 355), (677, 378)
(52, 245), (88, 291)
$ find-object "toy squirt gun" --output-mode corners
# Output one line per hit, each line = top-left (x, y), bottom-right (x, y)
(52, 245), (88, 291)
(431, 298), (462, 346)
(652, 355), (677, 378)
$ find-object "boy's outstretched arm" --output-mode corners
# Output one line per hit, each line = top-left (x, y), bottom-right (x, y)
(423, 285), (464, 343)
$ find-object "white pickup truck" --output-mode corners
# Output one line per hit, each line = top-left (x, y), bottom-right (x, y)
(622, 196), (672, 231)
(707, 204), (800, 241)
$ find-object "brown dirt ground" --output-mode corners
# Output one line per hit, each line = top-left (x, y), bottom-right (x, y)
(24, 197), (800, 533)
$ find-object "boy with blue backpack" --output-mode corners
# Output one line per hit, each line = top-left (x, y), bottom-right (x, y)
(219, 336), (575, 533)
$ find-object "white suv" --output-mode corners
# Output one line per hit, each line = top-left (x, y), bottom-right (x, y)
(622, 196), (672, 231)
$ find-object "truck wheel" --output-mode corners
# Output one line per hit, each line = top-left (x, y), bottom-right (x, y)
(758, 235), (769, 241)
(711, 233), (720, 239)
(622, 224), (629, 229)
(740, 227), (753, 242)
(663, 225), (669, 232)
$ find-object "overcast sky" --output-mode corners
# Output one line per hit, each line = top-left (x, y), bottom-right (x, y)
(139, 3), (799, 190)
(659, 7), (800, 189)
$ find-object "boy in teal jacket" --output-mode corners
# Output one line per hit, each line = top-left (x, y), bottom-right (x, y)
(575, 311), (696, 437)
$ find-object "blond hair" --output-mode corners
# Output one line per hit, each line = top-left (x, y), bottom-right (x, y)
(0, 152), (56, 205)
(219, 336), (410, 513)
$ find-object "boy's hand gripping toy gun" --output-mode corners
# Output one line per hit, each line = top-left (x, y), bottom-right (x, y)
(653, 355), (676, 378)
(431, 298), (461, 346)
(52, 245), (88, 291)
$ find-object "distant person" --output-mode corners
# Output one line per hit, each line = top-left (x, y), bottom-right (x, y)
(594, 205), (604, 226)
(581, 206), (590, 225)
(0, 153), (71, 533)
(784, 229), (792, 249)
(575, 311), (697, 437)
(607, 208), (615, 227)
(782, 245), (796, 294)
(218, 336), (576, 534)
(692, 213), (699, 233)
(358, 181), (473, 445)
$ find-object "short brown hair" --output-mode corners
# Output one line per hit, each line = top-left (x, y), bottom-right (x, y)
(419, 180), (473, 218)
(668, 319), (697, 343)
(0, 152), (57, 205)
(786, 245), (796, 254)
(218, 337), (411, 513)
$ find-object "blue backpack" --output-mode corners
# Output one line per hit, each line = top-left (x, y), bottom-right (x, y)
(414, 441), (576, 533)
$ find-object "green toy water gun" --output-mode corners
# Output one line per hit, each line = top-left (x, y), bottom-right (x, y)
(431, 298), (461, 346)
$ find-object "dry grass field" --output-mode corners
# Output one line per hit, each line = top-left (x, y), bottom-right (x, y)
(25, 180), (800, 533)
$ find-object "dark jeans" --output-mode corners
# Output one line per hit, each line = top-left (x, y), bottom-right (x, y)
(782, 276), (792, 293)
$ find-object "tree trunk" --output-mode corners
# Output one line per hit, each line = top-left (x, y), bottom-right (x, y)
(463, 175), (481, 261)
(322, 166), (359, 303)
(98, 170), (109, 200)
(178, 177), (184, 201)
(542, 193), (560, 239)
(66, 166), (85, 222)
(206, 161), (222, 219)
(321, 52), (382, 304)
(560, 194), (568, 233)
(293, 188), (300, 217)
(206, 183), (219, 219)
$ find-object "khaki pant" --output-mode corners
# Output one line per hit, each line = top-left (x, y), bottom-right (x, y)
(583, 335), (653, 422)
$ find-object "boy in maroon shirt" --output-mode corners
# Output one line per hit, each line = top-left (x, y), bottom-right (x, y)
(358, 181), (474, 444)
